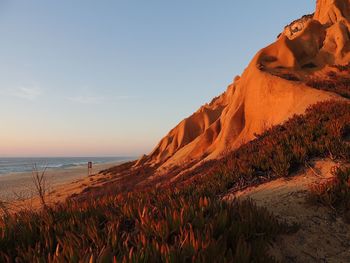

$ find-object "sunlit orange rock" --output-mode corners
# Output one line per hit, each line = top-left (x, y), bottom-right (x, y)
(137, 0), (350, 172)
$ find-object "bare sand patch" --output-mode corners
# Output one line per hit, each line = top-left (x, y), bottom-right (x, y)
(226, 159), (350, 262)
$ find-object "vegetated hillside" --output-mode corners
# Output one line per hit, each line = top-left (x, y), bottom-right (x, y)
(94, 0), (350, 194)
(1, 100), (349, 262)
(85, 99), (350, 199)
(131, 0), (350, 175)
(2, 1), (350, 261)
(91, 66), (350, 197)
(227, 160), (350, 262)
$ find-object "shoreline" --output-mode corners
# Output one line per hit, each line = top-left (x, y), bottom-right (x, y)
(0, 160), (128, 203)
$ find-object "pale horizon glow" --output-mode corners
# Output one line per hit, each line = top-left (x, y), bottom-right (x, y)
(0, 1), (315, 157)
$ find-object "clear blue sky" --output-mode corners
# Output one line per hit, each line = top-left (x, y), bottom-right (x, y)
(0, 1), (315, 157)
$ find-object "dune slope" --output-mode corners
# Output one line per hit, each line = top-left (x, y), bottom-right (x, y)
(229, 159), (350, 262)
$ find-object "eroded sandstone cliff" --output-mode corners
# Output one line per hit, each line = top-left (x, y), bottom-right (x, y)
(136, 0), (350, 173)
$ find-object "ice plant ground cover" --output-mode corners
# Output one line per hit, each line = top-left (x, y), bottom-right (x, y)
(0, 100), (349, 262)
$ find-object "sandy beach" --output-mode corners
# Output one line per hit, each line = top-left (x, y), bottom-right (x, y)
(0, 161), (124, 203)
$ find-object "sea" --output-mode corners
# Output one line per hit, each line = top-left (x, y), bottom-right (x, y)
(0, 157), (132, 175)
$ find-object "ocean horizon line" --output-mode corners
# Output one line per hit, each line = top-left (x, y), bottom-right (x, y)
(0, 156), (135, 175)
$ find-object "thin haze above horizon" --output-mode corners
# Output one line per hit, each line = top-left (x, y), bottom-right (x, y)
(0, 0), (315, 157)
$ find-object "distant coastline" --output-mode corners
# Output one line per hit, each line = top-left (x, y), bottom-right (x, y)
(0, 158), (134, 202)
(0, 157), (134, 175)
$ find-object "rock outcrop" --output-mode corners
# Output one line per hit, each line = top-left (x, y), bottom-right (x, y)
(315, 0), (350, 64)
(314, 0), (350, 25)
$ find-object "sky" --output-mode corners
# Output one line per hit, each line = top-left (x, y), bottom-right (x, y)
(0, 0), (315, 157)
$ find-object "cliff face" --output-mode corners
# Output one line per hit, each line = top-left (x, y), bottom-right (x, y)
(314, 0), (350, 64)
(137, 0), (350, 172)
(314, 0), (350, 25)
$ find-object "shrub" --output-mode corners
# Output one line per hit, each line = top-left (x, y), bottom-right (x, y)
(331, 63), (350, 72)
(306, 77), (350, 99)
(309, 166), (350, 222)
